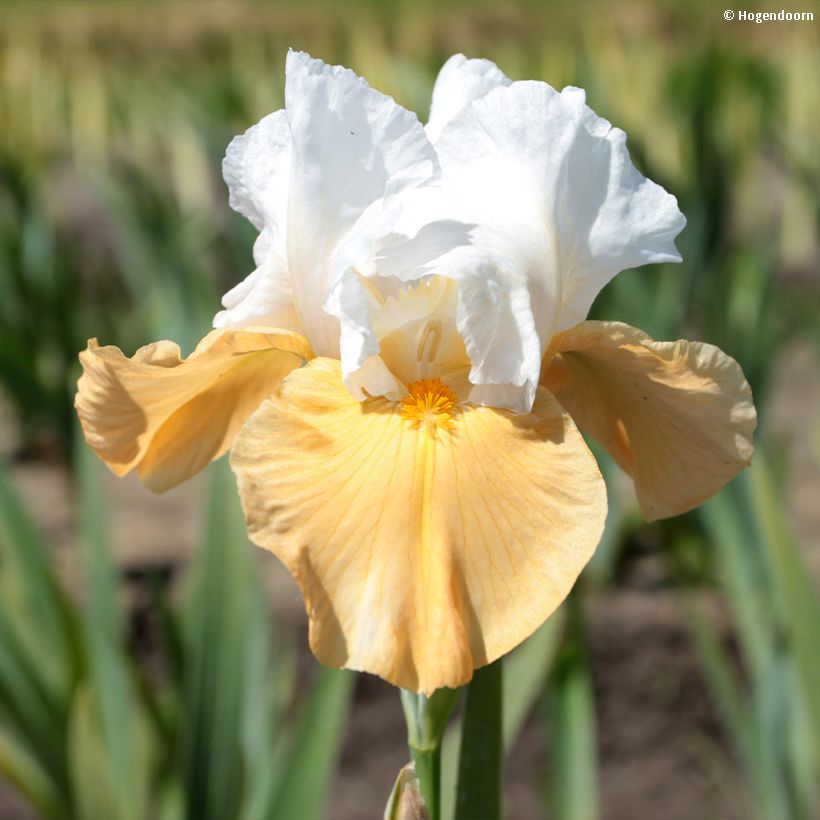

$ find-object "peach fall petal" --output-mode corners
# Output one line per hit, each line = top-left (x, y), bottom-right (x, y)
(75, 327), (311, 492)
(541, 321), (756, 521)
(230, 358), (607, 694)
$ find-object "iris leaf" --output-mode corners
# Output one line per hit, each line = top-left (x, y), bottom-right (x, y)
(545, 597), (598, 820)
(269, 667), (354, 820)
(455, 659), (503, 820)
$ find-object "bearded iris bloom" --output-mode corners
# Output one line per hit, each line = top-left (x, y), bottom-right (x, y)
(76, 52), (756, 695)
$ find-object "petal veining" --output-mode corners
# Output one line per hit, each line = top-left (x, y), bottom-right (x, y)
(230, 358), (607, 693)
(75, 328), (311, 492)
(542, 321), (756, 521)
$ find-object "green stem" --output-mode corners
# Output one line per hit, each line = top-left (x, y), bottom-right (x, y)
(409, 742), (442, 819)
(400, 688), (460, 820)
(455, 660), (503, 820)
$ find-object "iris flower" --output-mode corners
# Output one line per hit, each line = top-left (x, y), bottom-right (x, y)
(76, 52), (756, 694)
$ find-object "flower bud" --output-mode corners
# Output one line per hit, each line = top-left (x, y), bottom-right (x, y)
(383, 762), (430, 820)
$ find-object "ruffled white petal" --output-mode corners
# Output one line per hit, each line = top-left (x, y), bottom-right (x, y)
(458, 278), (542, 413)
(218, 110), (298, 332)
(547, 91), (687, 329)
(426, 54), (511, 142)
(213, 252), (302, 333)
(216, 52), (686, 417)
(330, 172), (552, 412)
(216, 51), (444, 360)
(325, 210), (473, 397)
(285, 50), (440, 357)
(426, 80), (685, 410)
(382, 156), (561, 412)
(222, 110), (291, 248)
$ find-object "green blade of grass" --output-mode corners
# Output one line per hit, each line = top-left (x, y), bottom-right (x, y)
(67, 683), (151, 820)
(698, 460), (820, 818)
(238, 557), (287, 820)
(784, 666), (819, 817)
(0, 711), (62, 818)
(75, 428), (124, 639)
(700, 490), (771, 681)
(502, 612), (564, 750)
(545, 599), (598, 820)
(269, 667), (354, 820)
(182, 463), (248, 820)
(685, 596), (789, 820)
(699, 486), (797, 809)
(0, 602), (68, 788)
(0, 458), (76, 805)
(748, 457), (820, 746)
(0, 458), (79, 692)
(74, 431), (151, 820)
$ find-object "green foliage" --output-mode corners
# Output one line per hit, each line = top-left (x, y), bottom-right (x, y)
(687, 458), (820, 820)
(455, 661), (503, 820)
(0, 453), (353, 819)
(544, 596), (599, 820)
(270, 668), (354, 820)
(440, 616), (564, 820)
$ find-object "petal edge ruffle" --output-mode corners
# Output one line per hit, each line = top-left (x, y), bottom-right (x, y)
(76, 328), (312, 492)
(231, 358), (607, 693)
(542, 321), (756, 521)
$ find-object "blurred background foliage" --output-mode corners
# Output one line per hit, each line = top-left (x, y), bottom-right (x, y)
(0, 1), (818, 818)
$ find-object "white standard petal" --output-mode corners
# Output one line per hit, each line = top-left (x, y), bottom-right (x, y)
(217, 109), (299, 332)
(328, 176), (549, 413)
(285, 50), (440, 357)
(425, 53), (511, 142)
(433, 80), (686, 391)
(222, 109), (291, 256)
(213, 251), (302, 333)
(549, 88), (687, 329)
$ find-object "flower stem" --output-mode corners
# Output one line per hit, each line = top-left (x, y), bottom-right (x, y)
(409, 742), (441, 818)
(400, 687), (460, 820)
(455, 659), (503, 820)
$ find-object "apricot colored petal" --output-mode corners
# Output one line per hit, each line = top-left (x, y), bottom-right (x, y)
(75, 328), (311, 492)
(230, 358), (606, 693)
(542, 321), (756, 521)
